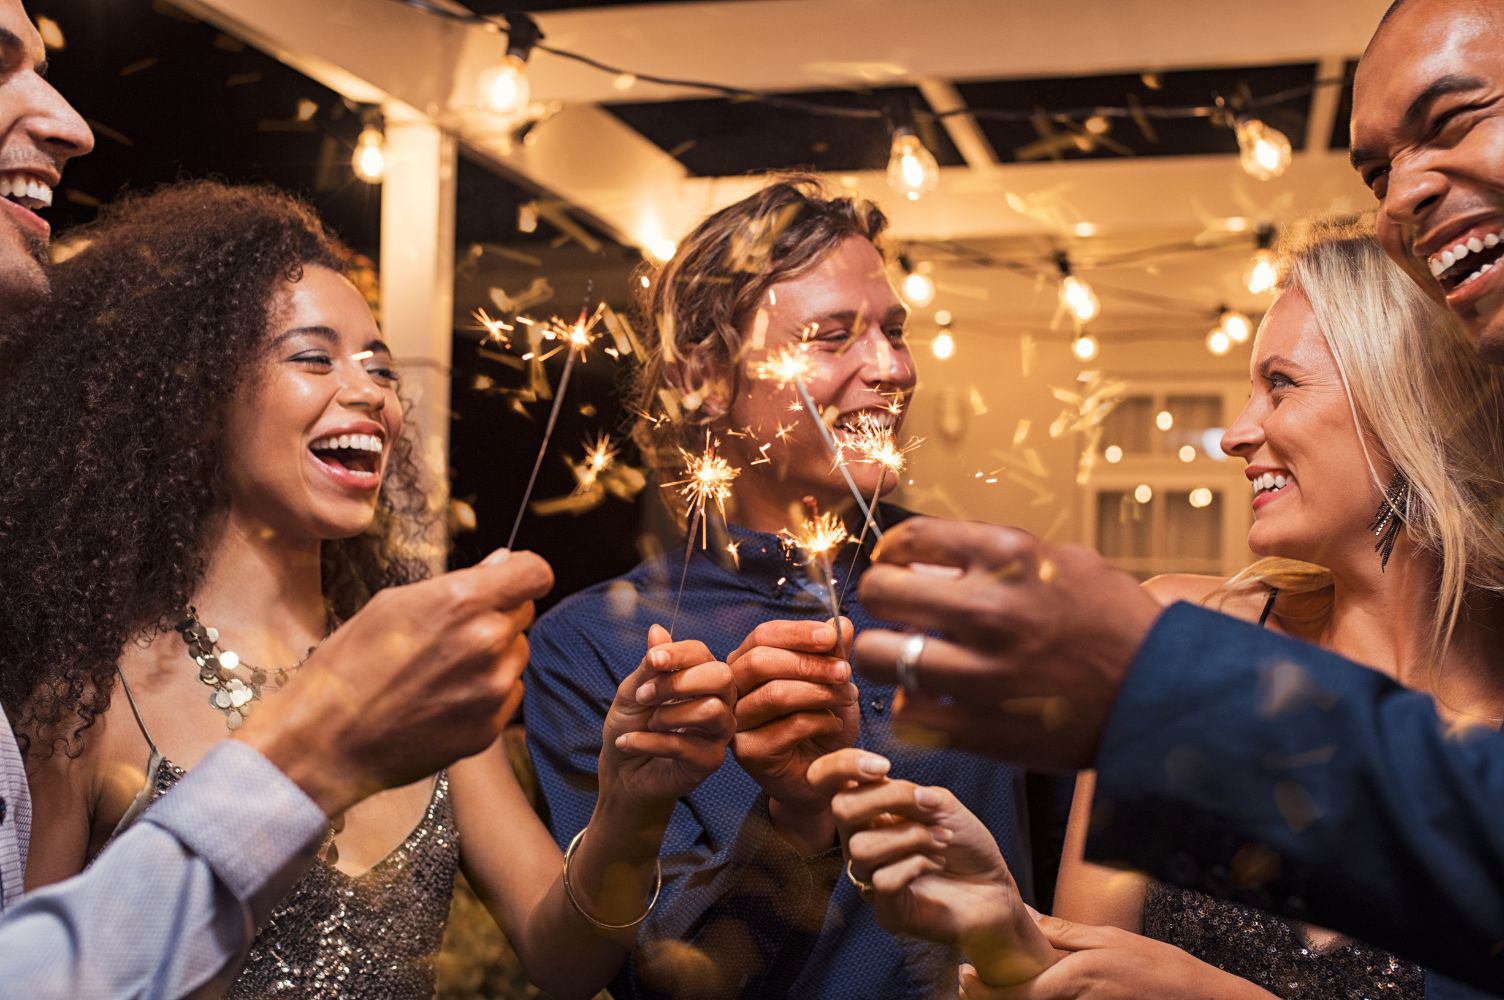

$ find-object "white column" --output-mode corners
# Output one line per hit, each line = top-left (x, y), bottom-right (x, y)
(379, 108), (456, 568)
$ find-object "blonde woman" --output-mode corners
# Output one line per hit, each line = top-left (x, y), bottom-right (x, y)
(815, 215), (1504, 999)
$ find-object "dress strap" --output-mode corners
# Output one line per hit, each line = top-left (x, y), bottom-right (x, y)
(1257, 587), (1280, 628)
(114, 667), (160, 756)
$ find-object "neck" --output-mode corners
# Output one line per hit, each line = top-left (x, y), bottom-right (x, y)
(729, 474), (852, 536)
(190, 509), (326, 663)
(1319, 540), (1504, 719)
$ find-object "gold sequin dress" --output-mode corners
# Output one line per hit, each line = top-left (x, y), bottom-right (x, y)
(111, 676), (461, 998)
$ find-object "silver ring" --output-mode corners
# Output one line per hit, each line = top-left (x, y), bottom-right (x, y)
(895, 633), (926, 694)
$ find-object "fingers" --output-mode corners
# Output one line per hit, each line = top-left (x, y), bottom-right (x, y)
(832, 778), (947, 832)
(733, 710), (844, 756)
(873, 518), (1040, 575)
(847, 821), (949, 879)
(632, 658), (735, 708)
(735, 679), (856, 731)
(854, 629), (1022, 700)
(621, 634), (719, 702)
(859, 567), (1003, 642)
(807, 748), (891, 796)
(648, 696), (736, 741)
(729, 644), (850, 694)
(1032, 913), (1122, 952)
(959, 964), (1031, 1000)
(457, 550), (555, 610)
(870, 852), (943, 896)
(727, 617), (853, 664)
(614, 729), (729, 765)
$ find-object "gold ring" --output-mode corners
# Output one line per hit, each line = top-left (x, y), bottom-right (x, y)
(845, 858), (875, 901)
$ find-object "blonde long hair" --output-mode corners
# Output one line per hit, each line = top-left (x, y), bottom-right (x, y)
(1221, 214), (1504, 658)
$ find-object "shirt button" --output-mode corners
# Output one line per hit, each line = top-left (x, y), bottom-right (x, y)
(869, 699), (885, 714)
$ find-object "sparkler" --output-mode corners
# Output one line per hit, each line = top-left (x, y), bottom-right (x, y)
(837, 412), (922, 602)
(753, 343), (885, 540)
(781, 505), (850, 659)
(505, 286), (602, 549)
(663, 434), (742, 633)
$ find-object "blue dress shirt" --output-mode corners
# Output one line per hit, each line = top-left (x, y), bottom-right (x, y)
(0, 708), (326, 998)
(1088, 601), (1503, 999)
(526, 510), (1034, 1000)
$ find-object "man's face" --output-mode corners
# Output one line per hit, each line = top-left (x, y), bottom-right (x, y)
(0, 0), (91, 306)
(1353, 0), (1504, 362)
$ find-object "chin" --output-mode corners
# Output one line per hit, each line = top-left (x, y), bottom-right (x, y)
(1469, 318), (1504, 367)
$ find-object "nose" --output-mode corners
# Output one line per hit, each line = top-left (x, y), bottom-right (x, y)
(23, 74), (94, 162)
(337, 363), (387, 412)
(1381, 153), (1447, 233)
(852, 325), (915, 390)
(1220, 392), (1265, 460)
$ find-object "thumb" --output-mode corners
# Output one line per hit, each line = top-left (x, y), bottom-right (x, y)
(480, 547), (512, 566)
(647, 623), (671, 646)
(1034, 913), (1120, 952)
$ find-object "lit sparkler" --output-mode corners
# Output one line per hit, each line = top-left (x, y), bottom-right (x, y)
(664, 435), (742, 633)
(782, 506), (850, 659)
(838, 412), (923, 602)
(506, 285), (600, 549)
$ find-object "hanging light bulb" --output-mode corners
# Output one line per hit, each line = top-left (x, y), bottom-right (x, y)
(1235, 117), (1293, 181)
(352, 123), (385, 184)
(1071, 334), (1099, 361)
(898, 254), (936, 307)
(478, 13), (542, 121)
(1245, 225), (1279, 295)
(932, 329), (955, 360)
(1219, 307), (1253, 344)
(1056, 252), (1100, 324)
(1206, 326), (1233, 356)
(887, 126), (940, 202)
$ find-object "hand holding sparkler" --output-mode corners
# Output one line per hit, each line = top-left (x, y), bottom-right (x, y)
(725, 616), (858, 856)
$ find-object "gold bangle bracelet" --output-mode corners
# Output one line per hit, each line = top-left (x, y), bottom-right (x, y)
(562, 827), (663, 931)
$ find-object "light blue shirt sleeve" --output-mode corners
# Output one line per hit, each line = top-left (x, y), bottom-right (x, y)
(0, 732), (326, 999)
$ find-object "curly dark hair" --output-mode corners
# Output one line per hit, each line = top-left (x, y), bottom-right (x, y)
(0, 180), (433, 758)
(628, 174), (887, 495)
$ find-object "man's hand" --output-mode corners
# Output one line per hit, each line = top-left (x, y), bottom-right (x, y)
(238, 548), (554, 817)
(727, 617), (858, 854)
(600, 624), (737, 807)
(853, 518), (1160, 771)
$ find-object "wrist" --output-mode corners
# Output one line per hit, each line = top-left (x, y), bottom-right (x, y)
(236, 672), (369, 819)
(767, 796), (836, 856)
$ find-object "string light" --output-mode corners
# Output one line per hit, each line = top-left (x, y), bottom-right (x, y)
(1188, 487), (1215, 509)
(1071, 334), (1099, 362)
(1206, 327), (1233, 356)
(933, 309), (953, 326)
(478, 13), (542, 120)
(932, 329), (955, 360)
(898, 254), (936, 307)
(1235, 117), (1293, 180)
(1219, 306), (1253, 344)
(352, 123), (385, 184)
(1245, 225), (1280, 295)
(1056, 253), (1099, 324)
(1155, 410), (1174, 432)
(1179, 445), (1197, 463)
(887, 124), (939, 202)
(1134, 484), (1154, 504)
(1104, 445), (1123, 464)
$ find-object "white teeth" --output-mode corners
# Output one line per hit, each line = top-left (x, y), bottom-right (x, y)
(1443, 248), (1458, 269)
(1274, 474), (1287, 488)
(1432, 256), (1449, 278)
(0, 172), (52, 208)
(1488, 234), (1501, 249)
(1251, 472), (1290, 494)
(311, 433), (384, 453)
(1469, 237), (1485, 253)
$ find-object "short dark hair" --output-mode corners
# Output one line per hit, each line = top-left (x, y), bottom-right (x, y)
(628, 174), (887, 481)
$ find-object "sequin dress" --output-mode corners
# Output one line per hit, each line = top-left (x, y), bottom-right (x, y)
(1139, 590), (1424, 999)
(110, 675), (461, 999)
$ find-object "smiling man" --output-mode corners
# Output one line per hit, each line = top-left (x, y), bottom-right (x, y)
(847, 1), (1504, 995)
(525, 177), (1044, 1000)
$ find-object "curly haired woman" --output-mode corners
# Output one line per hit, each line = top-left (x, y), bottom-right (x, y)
(4, 181), (737, 1000)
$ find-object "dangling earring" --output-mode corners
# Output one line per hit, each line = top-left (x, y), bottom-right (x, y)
(1367, 470), (1410, 571)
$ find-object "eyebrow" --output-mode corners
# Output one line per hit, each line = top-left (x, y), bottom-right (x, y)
(1351, 73), (1488, 169)
(801, 306), (909, 335)
(1258, 354), (1300, 377)
(0, 27), (46, 76)
(274, 325), (392, 354)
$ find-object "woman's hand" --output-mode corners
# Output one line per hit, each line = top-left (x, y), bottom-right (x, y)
(957, 916), (1280, 1000)
(808, 749), (1057, 986)
(598, 624), (736, 809)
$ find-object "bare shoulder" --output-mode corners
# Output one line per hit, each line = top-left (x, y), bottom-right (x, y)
(1140, 573), (1272, 625)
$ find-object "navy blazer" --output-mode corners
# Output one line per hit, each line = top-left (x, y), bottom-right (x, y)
(1088, 601), (1504, 997)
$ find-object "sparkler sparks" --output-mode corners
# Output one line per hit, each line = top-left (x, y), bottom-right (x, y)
(780, 509), (849, 561)
(473, 307), (514, 346)
(753, 345), (817, 388)
(665, 436), (742, 549)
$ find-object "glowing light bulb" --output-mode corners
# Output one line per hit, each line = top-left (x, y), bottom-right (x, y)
(1155, 410), (1174, 432)
(1245, 249), (1279, 295)
(1178, 445), (1197, 463)
(478, 53), (530, 119)
(1104, 445), (1123, 464)
(1220, 308), (1253, 344)
(887, 128), (939, 202)
(1207, 327), (1233, 356)
(1188, 487), (1214, 509)
(901, 269), (936, 307)
(1235, 118), (1293, 181)
(352, 125), (385, 184)
(645, 238), (676, 263)
(933, 309), (953, 327)
(932, 329), (955, 360)
(1071, 334), (1099, 361)
(1060, 275), (1100, 324)
(1134, 484), (1154, 504)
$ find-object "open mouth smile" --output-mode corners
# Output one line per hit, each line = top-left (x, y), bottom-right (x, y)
(308, 432), (384, 489)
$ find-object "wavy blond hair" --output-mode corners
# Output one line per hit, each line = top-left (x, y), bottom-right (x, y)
(1219, 214), (1504, 660)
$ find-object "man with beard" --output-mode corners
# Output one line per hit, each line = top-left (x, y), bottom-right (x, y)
(0, 2), (553, 994)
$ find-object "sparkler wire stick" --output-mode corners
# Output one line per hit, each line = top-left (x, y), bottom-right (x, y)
(791, 377), (884, 541)
(838, 469), (886, 607)
(668, 506), (701, 637)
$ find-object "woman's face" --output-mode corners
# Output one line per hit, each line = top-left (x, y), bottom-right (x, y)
(1221, 288), (1384, 567)
(222, 264), (402, 542)
(724, 235), (917, 513)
